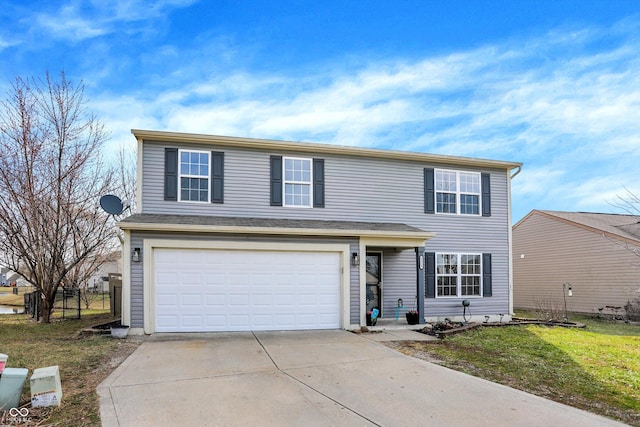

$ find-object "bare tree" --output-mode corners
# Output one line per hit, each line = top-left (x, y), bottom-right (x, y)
(114, 143), (137, 243)
(0, 71), (115, 322)
(614, 187), (640, 217)
(609, 188), (640, 256)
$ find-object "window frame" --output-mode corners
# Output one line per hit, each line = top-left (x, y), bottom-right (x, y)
(434, 169), (482, 215)
(435, 252), (483, 298)
(282, 156), (313, 208)
(178, 149), (211, 203)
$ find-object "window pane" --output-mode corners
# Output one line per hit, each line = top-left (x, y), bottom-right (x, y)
(437, 277), (458, 297)
(436, 170), (456, 191)
(459, 173), (479, 193)
(179, 177), (208, 201)
(460, 194), (479, 215)
(285, 183), (310, 206)
(302, 161), (310, 181)
(461, 276), (480, 296)
(437, 193), (456, 213)
(284, 158), (311, 183)
(180, 151), (209, 178)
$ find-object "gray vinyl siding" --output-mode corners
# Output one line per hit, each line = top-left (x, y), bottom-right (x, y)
(142, 141), (508, 226)
(130, 234), (144, 328)
(513, 213), (640, 315)
(137, 140), (513, 320)
(350, 242), (360, 324)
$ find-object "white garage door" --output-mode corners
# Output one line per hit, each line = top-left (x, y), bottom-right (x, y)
(154, 248), (341, 332)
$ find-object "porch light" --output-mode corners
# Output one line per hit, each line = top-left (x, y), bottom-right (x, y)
(132, 247), (141, 262)
(419, 255), (424, 270)
(351, 252), (359, 266)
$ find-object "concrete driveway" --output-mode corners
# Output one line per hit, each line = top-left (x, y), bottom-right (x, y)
(98, 330), (626, 427)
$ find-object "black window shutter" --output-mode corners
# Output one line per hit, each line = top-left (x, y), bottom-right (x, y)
(211, 151), (224, 203)
(425, 252), (436, 298)
(313, 158), (325, 208)
(164, 148), (178, 201)
(424, 168), (435, 214)
(483, 253), (492, 297)
(270, 155), (283, 206)
(481, 173), (491, 217)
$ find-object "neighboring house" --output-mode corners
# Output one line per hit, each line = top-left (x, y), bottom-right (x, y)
(87, 251), (122, 292)
(5, 272), (28, 287)
(513, 210), (640, 315)
(118, 129), (522, 334)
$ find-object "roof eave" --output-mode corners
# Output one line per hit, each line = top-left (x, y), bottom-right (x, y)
(131, 129), (522, 170)
(117, 221), (435, 247)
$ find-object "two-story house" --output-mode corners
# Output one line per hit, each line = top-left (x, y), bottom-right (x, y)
(118, 130), (522, 334)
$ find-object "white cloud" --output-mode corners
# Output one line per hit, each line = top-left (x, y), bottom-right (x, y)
(32, 0), (198, 43)
(86, 15), (640, 221)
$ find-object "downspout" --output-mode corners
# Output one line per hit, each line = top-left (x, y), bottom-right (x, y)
(507, 164), (522, 318)
(510, 165), (522, 180)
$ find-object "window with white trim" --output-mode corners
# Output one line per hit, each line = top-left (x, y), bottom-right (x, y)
(179, 149), (209, 202)
(284, 157), (312, 207)
(436, 253), (482, 297)
(435, 169), (481, 215)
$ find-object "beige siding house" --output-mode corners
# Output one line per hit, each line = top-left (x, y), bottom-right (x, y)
(513, 210), (640, 316)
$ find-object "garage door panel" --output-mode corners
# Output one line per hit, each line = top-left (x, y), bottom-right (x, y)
(156, 294), (178, 305)
(205, 294), (226, 306)
(206, 315), (225, 327)
(181, 295), (201, 306)
(253, 294), (273, 305)
(181, 315), (203, 327)
(157, 314), (178, 328)
(154, 248), (341, 332)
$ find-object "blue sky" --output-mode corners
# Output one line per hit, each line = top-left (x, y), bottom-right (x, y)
(1, 1), (639, 222)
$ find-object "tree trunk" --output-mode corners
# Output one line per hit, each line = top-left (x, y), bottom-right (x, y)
(41, 296), (53, 323)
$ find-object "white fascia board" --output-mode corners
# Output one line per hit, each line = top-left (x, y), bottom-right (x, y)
(117, 221), (435, 246)
(131, 129), (522, 171)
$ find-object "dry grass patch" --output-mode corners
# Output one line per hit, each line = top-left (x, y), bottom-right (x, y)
(0, 312), (142, 426)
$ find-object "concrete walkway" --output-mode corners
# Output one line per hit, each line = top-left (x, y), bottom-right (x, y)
(98, 330), (627, 427)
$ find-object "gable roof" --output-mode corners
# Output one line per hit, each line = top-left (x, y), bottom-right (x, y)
(515, 210), (640, 245)
(131, 129), (522, 171)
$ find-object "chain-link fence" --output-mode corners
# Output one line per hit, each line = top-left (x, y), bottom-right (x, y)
(24, 288), (81, 319)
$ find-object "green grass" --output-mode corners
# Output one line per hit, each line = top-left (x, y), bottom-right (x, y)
(394, 315), (640, 426)
(0, 286), (35, 306)
(0, 312), (140, 426)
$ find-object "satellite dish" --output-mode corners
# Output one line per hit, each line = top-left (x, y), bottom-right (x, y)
(100, 194), (124, 215)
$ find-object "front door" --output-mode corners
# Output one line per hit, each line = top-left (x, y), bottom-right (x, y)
(366, 252), (382, 316)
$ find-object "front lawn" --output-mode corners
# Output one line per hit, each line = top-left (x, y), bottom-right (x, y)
(0, 312), (141, 426)
(389, 314), (640, 426)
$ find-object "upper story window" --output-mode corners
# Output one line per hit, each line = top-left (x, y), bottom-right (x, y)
(284, 157), (312, 207)
(435, 169), (481, 215)
(270, 156), (324, 208)
(179, 150), (209, 202)
(436, 253), (482, 297)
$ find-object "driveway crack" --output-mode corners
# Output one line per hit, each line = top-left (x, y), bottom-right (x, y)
(251, 332), (381, 427)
